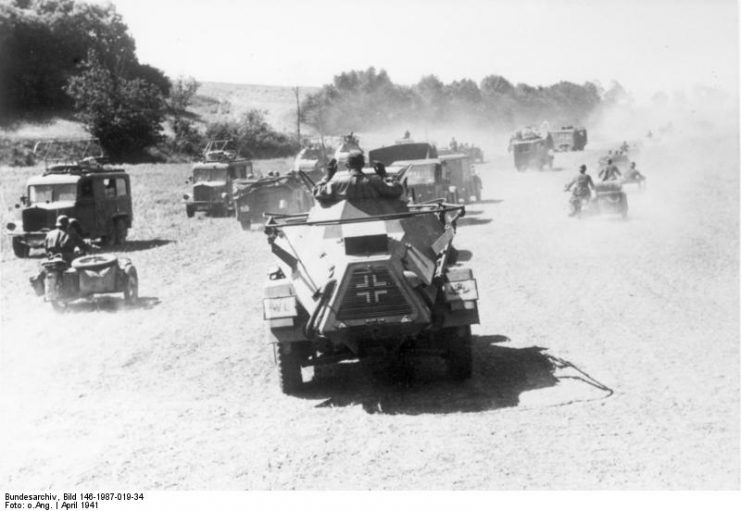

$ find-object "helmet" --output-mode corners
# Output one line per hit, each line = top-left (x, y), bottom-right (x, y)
(347, 150), (365, 170)
(579, 164), (587, 172)
(55, 215), (69, 228)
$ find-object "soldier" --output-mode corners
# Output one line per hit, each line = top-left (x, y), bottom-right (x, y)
(403, 130), (411, 140)
(450, 137), (458, 151)
(599, 159), (622, 181)
(30, 215), (73, 294)
(314, 151), (402, 203)
(624, 161), (645, 183)
(564, 165), (595, 216)
(67, 218), (93, 256)
(44, 215), (74, 261)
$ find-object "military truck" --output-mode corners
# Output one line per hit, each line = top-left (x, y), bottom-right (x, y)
(6, 140), (133, 258)
(510, 135), (554, 171)
(549, 126), (588, 151)
(234, 172), (314, 230)
(262, 197), (479, 394)
(439, 153), (482, 203)
(184, 140), (253, 218)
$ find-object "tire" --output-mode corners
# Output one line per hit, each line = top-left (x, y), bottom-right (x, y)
(444, 325), (473, 381)
(12, 238), (30, 258)
(515, 163), (525, 172)
(123, 266), (138, 303)
(277, 343), (304, 394)
(72, 253), (117, 270)
(114, 218), (128, 245)
(186, 205), (195, 218)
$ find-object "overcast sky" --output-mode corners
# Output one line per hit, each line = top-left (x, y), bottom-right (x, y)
(99, 0), (738, 100)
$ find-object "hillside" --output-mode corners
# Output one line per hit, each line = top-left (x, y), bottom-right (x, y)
(193, 82), (320, 133)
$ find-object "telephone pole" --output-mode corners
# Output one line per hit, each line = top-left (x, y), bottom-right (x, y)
(294, 86), (301, 143)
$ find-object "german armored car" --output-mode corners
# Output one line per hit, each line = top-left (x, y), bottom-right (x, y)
(6, 140), (132, 257)
(262, 197), (479, 394)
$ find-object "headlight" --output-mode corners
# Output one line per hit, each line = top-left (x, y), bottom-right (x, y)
(221, 192), (227, 199)
(183, 194), (191, 201)
(448, 186), (457, 193)
(6, 222), (16, 231)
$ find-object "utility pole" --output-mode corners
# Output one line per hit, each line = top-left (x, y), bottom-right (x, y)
(294, 86), (301, 143)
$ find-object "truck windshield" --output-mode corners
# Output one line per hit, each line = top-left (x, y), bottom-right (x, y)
(405, 164), (436, 185)
(29, 184), (77, 204)
(194, 168), (228, 182)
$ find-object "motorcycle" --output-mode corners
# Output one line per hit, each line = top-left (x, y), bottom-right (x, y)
(36, 252), (138, 310)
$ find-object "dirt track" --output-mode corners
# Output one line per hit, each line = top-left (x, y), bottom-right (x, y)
(0, 124), (738, 489)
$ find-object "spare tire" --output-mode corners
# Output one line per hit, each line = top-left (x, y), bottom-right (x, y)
(72, 254), (118, 271)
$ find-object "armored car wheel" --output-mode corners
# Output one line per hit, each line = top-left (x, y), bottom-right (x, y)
(277, 343), (304, 394)
(12, 238), (29, 258)
(444, 325), (473, 381)
(123, 266), (138, 303)
(114, 218), (128, 245)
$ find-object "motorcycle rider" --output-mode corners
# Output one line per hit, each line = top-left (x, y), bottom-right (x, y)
(30, 215), (71, 295)
(623, 161), (646, 183)
(314, 151), (403, 203)
(599, 159), (622, 181)
(564, 164), (595, 216)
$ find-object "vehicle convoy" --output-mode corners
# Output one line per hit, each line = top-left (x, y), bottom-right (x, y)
(367, 142), (472, 204)
(234, 171), (314, 229)
(6, 140), (132, 258)
(262, 197), (479, 394)
(333, 132), (362, 164)
(184, 140), (253, 218)
(35, 253), (138, 310)
(292, 144), (332, 182)
(549, 126), (588, 151)
(509, 131), (554, 171)
(568, 181), (629, 218)
(439, 153), (482, 203)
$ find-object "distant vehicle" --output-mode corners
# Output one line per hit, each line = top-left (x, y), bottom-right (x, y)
(367, 142), (438, 167)
(35, 253), (138, 311)
(262, 198), (478, 394)
(510, 136), (554, 171)
(385, 159), (462, 204)
(234, 172), (314, 230)
(549, 126), (588, 151)
(438, 153), (482, 203)
(569, 182), (628, 219)
(6, 139), (133, 258)
(598, 152), (630, 173)
(184, 140), (253, 218)
(333, 132), (362, 165)
(292, 145), (331, 181)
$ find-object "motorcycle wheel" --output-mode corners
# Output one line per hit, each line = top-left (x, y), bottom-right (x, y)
(123, 267), (139, 303)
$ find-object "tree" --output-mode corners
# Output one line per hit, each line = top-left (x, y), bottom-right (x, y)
(66, 50), (165, 160)
(205, 109), (299, 159)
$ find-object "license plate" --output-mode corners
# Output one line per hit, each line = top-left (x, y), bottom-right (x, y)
(264, 296), (296, 319)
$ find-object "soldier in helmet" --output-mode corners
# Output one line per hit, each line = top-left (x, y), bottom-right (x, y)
(599, 158), (622, 181)
(314, 150), (403, 203)
(44, 215), (74, 261)
(564, 164), (595, 216)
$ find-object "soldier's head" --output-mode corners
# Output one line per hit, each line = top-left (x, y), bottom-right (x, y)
(346, 150), (365, 171)
(55, 215), (69, 229)
(579, 164), (587, 174)
(69, 218), (82, 235)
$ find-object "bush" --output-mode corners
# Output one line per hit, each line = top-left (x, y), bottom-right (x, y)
(65, 50), (166, 161)
(205, 110), (299, 159)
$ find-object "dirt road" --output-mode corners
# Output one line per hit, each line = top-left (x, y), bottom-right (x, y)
(0, 125), (738, 489)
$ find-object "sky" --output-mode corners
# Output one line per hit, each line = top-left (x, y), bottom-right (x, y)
(97, 0), (738, 101)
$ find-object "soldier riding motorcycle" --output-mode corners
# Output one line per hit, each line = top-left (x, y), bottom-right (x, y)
(564, 165), (596, 216)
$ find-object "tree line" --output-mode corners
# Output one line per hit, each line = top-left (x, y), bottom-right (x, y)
(301, 67), (605, 134)
(0, 0), (298, 162)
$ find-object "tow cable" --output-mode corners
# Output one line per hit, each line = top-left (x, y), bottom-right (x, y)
(544, 354), (615, 404)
